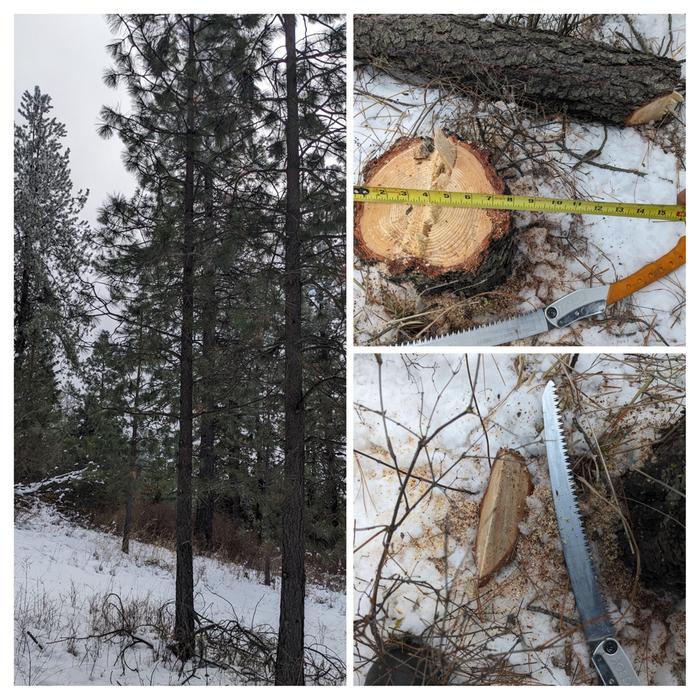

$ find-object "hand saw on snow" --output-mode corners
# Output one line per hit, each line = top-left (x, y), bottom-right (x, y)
(542, 381), (642, 686)
(403, 235), (685, 347)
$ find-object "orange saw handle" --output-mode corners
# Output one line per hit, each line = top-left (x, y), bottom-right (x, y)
(607, 236), (686, 305)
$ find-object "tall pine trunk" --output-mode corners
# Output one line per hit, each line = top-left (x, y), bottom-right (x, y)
(122, 318), (143, 554)
(174, 14), (196, 661)
(15, 241), (33, 364)
(195, 168), (217, 549)
(275, 14), (306, 686)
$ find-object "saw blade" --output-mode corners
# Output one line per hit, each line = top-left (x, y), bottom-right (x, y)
(542, 381), (615, 646)
(403, 309), (550, 347)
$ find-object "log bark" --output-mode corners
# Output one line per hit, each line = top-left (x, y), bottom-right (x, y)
(354, 15), (683, 126)
(475, 449), (532, 586)
(354, 133), (515, 295)
(365, 636), (449, 685)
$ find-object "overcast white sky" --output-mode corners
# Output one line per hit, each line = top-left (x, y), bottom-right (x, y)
(14, 14), (136, 226)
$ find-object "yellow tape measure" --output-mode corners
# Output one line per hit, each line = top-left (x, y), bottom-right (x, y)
(353, 185), (685, 222)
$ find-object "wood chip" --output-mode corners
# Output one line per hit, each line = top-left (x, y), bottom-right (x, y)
(625, 91), (684, 126)
(433, 126), (457, 175)
(475, 448), (532, 586)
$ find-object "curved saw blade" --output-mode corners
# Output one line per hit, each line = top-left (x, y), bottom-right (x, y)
(542, 381), (614, 646)
(402, 309), (550, 347)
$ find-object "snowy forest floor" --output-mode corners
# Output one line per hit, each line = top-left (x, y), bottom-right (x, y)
(353, 14), (685, 346)
(14, 500), (346, 685)
(353, 353), (685, 685)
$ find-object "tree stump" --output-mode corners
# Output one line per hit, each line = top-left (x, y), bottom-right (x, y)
(354, 133), (514, 295)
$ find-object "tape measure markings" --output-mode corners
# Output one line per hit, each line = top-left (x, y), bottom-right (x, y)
(353, 186), (685, 222)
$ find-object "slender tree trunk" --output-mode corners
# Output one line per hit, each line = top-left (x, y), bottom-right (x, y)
(195, 168), (217, 549)
(174, 14), (196, 661)
(122, 319), (143, 555)
(15, 235), (33, 364)
(275, 14), (306, 686)
(264, 549), (272, 587)
(255, 410), (272, 586)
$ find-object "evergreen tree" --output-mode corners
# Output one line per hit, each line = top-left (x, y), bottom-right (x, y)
(14, 87), (91, 482)
(98, 12), (274, 661)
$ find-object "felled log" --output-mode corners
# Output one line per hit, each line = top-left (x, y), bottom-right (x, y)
(354, 131), (514, 294)
(355, 15), (683, 126)
(475, 449), (532, 585)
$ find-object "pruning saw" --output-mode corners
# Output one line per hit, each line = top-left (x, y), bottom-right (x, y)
(542, 381), (642, 686)
(403, 235), (685, 347)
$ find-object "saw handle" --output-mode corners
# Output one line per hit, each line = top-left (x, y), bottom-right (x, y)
(606, 235), (686, 305)
(591, 638), (642, 685)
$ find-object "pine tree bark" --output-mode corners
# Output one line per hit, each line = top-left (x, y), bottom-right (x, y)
(354, 15), (683, 126)
(174, 14), (196, 661)
(254, 410), (272, 584)
(275, 13), (306, 686)
(195, 169), (217, 550)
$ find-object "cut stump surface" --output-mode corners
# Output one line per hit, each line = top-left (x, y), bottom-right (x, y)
(355, 135), (511, 281)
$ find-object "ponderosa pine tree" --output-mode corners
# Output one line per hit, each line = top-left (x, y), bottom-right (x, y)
(14, 87), (91, 483)
(98, 13), (275, 660)
(273, 14), (346, 684)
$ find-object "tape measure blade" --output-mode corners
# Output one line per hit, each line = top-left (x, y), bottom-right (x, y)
(353, 186), (684, 222)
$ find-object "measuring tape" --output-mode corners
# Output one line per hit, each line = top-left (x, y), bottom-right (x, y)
(353, 185), (685, 222)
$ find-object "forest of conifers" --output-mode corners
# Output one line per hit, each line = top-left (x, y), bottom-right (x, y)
(14, 14), (345, 684)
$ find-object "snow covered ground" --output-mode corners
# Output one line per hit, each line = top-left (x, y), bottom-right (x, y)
(353, 353), (685, 684)
(353, 14), (685, 346)
(14, 501), (345, 685)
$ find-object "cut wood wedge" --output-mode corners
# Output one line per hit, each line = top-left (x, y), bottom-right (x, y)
(475, 448), (532, 585)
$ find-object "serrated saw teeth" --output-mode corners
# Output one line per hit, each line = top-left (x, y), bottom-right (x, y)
(542, 380), (615, 645)
(397, 308), (549, 347)
(398, 315), (516, 347)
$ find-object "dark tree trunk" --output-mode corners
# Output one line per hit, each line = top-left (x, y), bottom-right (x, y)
(174, 14), (196, 662)
(195, 169), (217, 550)
(122, 319), (143, 555)
(15, 236), (33, 365)
(275, 14), (306, 687)
(354, 15), (683, 125)
(255, 410), (273, 586)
